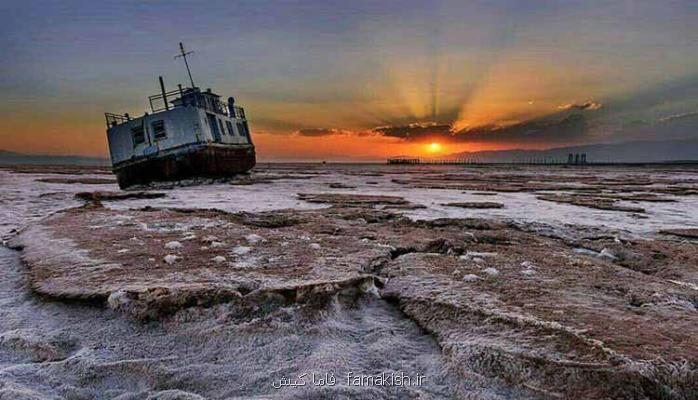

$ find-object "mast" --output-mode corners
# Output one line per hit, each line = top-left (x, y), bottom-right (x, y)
(158, 76), (169, 111)
(175, 42), (196, 88)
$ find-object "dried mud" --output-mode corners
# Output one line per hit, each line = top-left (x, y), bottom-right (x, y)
(75, 191), (167, 202)
(35, 177), (118, 185)
(659, 229), (698, 239)
(537, 194), (646, 213)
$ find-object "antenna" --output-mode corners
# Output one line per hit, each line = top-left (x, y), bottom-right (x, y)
(175, 42), (196, 88)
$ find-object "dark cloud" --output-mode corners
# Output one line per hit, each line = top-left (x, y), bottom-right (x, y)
(365, 101), (605, 146)
(558, 101), (603, 111)
(367, 111), (591, 146)
(614, 111), (698, 141)
(658, 111), (698, 124)
(455, 114), (588, 145)
(295, 128), (340, 137)
(281, 97), (689, 149)
(372, 122), (453, 140)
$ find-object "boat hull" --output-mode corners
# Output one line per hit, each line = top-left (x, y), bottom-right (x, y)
(113, 143), (256, 189)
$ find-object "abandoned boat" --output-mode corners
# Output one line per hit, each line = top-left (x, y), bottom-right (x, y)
(104, 43), (255, 189)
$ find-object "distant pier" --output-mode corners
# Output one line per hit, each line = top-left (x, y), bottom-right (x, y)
(386, 155), (698, 166)
(387, 153), (593, 166)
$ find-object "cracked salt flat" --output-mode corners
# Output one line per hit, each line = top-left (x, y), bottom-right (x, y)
(1, 165), (697, 398)
(0, 170), (116, 241)
(0, 168), (533, 399)
(99, 167), (698, 237)
(2, 165), (697, 242)
(0, 245), (481, 399)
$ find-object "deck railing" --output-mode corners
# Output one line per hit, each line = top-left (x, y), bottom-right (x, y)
(105, 112), (131, 128)
(148, 88), (186, 113)
(106, 87), (247, 129)
(148, 88), (247, 119)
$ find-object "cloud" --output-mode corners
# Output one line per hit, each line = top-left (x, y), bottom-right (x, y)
(615, 110), (698, 141)
(294, 128), (354, 136)
(372, 122), (453, 140)
(658, 111), (698, 123)
(367, 111), (591, 146)
(286, 114), (592, 147)
(558, 101), (603, 111)
(455, 114), (588, 145)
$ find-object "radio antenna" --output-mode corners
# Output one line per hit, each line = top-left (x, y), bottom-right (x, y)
(175, 42), (196, 88)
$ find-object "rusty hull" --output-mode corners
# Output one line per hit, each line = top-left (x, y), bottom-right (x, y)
(113, 143), (256, 188)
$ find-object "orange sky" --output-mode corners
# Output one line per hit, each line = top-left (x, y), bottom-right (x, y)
(1, 116), (495, 161)
(253, 132), (500, 161)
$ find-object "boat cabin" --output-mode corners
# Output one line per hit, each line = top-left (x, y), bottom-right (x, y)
(105, 84), (252, 166)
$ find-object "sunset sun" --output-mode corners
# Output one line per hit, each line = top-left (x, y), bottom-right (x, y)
(427, 142), (443, 153)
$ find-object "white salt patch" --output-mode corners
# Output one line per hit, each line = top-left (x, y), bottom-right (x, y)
(465, 251), (498, 258)
(233, 246), (251, 255)
(234, 260), (255, 268)
(521, 261), (536, 275)
(573, 248), (598, 257)
(668, 280), (698, 291)
(210, 241), (225, 248)
(211, 256), (226, 264)
(245, 234), (264, 244)
(310, 243), (321, 250)
(141, 221), (187, 232)
(598, 248), (617, 261)
(483, 267), (499, 276)
(463, 274), (481, 282)
(89, 166), (698, 236)
(117, 249), (130, 254)
(164, 254), (180, 265)
(164, 241), (183, 250)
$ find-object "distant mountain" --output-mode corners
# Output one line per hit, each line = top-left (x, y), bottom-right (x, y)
(0, 150), (109, 166)
(446, 138), (698, 163)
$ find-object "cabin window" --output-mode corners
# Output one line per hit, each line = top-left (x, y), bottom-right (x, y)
(236, 122), (247, 138)
(151, 120), (166, 140)
(225, 120), (235, 136)
(131, 125), (145, 146)
(218, 119), (226, 136)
